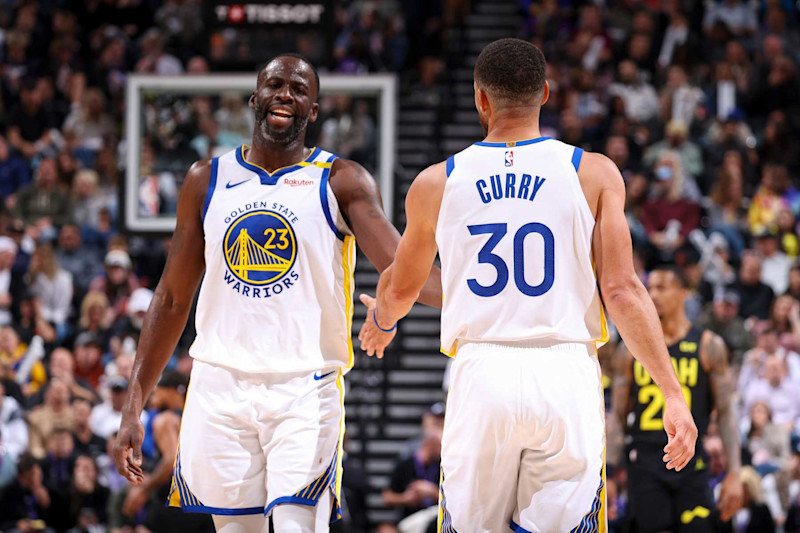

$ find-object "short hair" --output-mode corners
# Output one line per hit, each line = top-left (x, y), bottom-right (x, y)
(474, 38), (546, 106)
(651, 264), (688, 288)
(259, 53), (320, 94)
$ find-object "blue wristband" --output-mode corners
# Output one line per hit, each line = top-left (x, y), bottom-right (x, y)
(372, 309), (397, 332)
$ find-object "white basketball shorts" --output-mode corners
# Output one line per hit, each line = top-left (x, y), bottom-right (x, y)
(437, 341), (606, 533)
(167, 359), (344, 521)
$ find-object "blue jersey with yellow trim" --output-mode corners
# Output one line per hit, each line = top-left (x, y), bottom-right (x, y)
(190, 145), (356, 373)
(436, 137), (607, 355)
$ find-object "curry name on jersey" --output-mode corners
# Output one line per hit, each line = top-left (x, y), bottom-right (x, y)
(436, 137), (607, 355)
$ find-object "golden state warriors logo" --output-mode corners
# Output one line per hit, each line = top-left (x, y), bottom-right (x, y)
(223, 210), (297, 286)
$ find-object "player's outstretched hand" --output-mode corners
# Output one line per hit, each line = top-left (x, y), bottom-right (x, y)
(358, 294), (397, 359)
(662, 395), (697, 471)
(113, 414), (145, 485)
(717, 471), (744, 522)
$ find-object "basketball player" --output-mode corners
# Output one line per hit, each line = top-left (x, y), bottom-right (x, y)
(359, 38), (697, 532)
(113, 54), (440, 533)
(607, 266), (743, 532)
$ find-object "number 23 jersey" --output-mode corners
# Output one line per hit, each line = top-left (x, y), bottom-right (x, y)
(190, 145), (356, 374)
(436, 137), (607, 355)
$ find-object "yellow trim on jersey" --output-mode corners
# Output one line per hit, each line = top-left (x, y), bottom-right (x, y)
(342, 236), (356, 368)
(591, 257), (610, 345)
(298, 161), (333, 169)
(241, 144), (319, 175)
(334, 373), (346, 512)
(440, 341), (457, 358)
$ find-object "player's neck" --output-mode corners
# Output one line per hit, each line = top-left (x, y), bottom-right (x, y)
(660, 315), (691, 345)
(482, 117), (542, 144)
(246, 135), (310, 173)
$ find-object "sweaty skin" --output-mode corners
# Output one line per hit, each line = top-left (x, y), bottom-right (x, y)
(359, 79), (697, 472)
(113, 56), (441, 484)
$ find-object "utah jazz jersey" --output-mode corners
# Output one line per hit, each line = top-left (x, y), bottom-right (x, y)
(436, 137), (607, 355)
(190, 145), (355, 373)
(629, 326), (711, 448)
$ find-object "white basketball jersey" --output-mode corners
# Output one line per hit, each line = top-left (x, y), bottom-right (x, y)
(190, 145), (356, 373)
(436, 137), (608, 355)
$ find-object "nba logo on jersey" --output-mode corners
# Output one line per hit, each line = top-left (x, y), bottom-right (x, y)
(505, 150), (513, 167)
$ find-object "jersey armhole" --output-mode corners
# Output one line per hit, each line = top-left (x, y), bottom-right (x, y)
(201, 157), (219, 222)
(446, 155), (455, 178)
(319, 154), (347, 241)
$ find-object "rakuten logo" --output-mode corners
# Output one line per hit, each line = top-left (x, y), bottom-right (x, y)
(216, 4), (325, 24)
(284, 178), (314, 187)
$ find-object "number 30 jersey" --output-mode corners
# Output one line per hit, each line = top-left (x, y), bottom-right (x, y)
(435, 137), (607, 355)
(189, 145), (356, 374)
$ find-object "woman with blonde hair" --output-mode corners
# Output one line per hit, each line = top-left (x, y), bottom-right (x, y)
(75, 291), (112, 351)
(27, 243), (72, 340)
(733, 466), (775, 532)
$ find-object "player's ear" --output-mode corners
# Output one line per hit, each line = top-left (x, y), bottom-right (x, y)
(474, 84), (489, 115)
(248, 91), (256, 110)
(309, 101), (319, 124)
(540, 81), (550, 107)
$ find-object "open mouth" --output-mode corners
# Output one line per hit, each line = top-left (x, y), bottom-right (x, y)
(269, 107), (295, 119)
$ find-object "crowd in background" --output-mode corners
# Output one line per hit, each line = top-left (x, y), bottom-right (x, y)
(1, 0), (800, 531)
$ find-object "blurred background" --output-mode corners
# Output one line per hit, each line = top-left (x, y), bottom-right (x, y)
(1, 0), (800, 532)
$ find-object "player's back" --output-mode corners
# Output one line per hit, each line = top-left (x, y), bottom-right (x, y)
(436, 136), (607, 355)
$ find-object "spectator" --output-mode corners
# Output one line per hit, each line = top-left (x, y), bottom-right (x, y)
(0, 325), (47, 396)
(607, 60), (659, 123)
(744, 401), (791, 476)
(708, 165), (748, 257)
(729, 252), (775, 320)
(71, 398), (105, 458)
(643, 120), (703, 186)
(703, 0), (758, 37)
(0, 453), (54, 532)
(742, 354), (800, 430)
(71, 169), (111, 229)
(383, 403), (444, 522)
(27, 243), (73, 340)
(135, 29), (184, 75)
(755, 232), (793, 296)
(111, 287), (152, 359)
(0, 380), (28, 461)
(42, 428), (76, 531)
(73, 332), (105, 390)
(639, 153), (702, 260)
(89, 376), (128, 440)
(56, 225), (101, 296)
(0, 135), (32, 198)
(74, 291), (113, 351)
(733, 466), (776, 532)
(62, 87), (115, 159)
(89, 250), (139, 322)
(697, 289), (753, 365)
(47, 348), (95, 404)
(27, 377), (74, 459)
(12, 158), (72, 228)
(6, 78), (59, 161)
(0, 236), (24, 327)
(67, 455), (109, 529)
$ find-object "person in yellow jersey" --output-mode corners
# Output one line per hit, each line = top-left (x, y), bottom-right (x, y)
(359, 38), (697, 533)
(608, 265), (744, 532)
(112, 54), (440, 533)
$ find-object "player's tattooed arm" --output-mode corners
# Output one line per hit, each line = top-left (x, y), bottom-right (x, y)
(330, 158), (442, 308)
(607, 342), (633, 467)
(702, 331), (741, 472)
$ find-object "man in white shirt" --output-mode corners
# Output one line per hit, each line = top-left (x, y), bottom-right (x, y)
(742, 355), (800, 429)
(89, 376), (129, 439)
(0, 236), (18, 326)
(755, 231), (792, 295)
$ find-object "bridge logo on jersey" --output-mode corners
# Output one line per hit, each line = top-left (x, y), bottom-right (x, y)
(223, 210), (297, 287)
